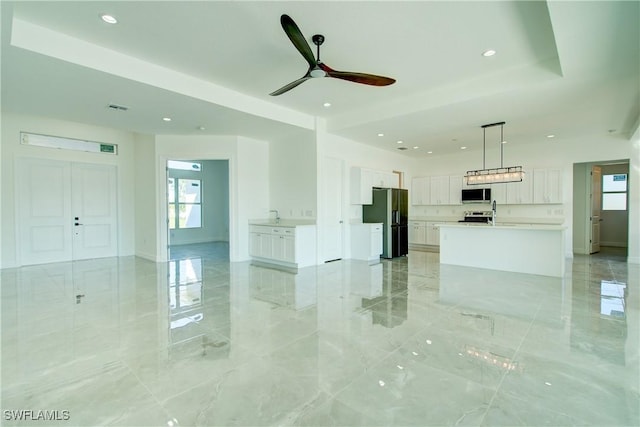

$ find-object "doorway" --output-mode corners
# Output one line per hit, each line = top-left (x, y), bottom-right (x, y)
(17, 158), (118, 266)
(573, 160), (630, 256)
(166, 159), (230, 261)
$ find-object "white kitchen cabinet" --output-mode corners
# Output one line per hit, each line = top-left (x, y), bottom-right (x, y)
(409, 221), (427, 244)
(430, 176), (450, 205)
(350, 167), (374, 205)
(371, 170), (399, 188)
(271, 227), (295, 263)
(249, 224), (316, 268)
(505, 173), (533, 204)
(351, 223), (383, 263)
(448, 176), (463, 205)
(351, 167), (399, 205)
(533, 168), (563, 204)
(425, 222), (442, 246)
(411, 177), (430, 205)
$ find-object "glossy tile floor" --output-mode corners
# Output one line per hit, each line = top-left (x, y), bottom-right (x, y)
(1, 246), (638, 426)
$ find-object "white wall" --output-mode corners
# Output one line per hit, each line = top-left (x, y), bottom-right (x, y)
(154, 135), (268, 263)
(134, 133), (157, 261)
(269, 130), (317, 220)
(316, 122), (415, 260)
(1, 113), (137, 268)
(408, 133), (639, 262)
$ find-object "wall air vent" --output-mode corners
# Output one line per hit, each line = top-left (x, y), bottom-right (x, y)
(107, 104), (129, 111)
(20, 132), (118, 155)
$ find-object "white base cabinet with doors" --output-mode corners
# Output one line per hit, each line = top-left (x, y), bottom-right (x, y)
(249, 224), (317, 269)
(409, 220), (446, 248)
(351, 222), (383, 263)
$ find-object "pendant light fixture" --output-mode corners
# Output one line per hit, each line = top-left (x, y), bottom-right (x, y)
(464, 121), (524, 185)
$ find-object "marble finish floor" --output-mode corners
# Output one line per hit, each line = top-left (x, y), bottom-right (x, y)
(1, 249), (638, 426)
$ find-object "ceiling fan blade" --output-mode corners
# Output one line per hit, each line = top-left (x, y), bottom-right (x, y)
(269, 75), (311, 96)
(326, 70), (396, 86)
(280, 14), (316, 68)
(319, 63), (395, 86)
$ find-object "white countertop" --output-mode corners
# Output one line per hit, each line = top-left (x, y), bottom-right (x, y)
(249, 219), (316, 227)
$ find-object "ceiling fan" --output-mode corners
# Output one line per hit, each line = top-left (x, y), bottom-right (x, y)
(270, 14), (396, 96)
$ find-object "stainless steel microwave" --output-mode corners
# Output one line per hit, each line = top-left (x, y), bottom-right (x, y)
(461, 188), (491, 203)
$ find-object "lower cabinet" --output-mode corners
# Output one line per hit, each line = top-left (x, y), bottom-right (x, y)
(409, 220), (446, 247)
(409, 221), (427, 245)
(351, 223), (383, 263)
(249, 225), (316, 268)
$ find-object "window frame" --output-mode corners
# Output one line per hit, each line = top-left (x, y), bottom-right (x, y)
(601, 173), (628, 211)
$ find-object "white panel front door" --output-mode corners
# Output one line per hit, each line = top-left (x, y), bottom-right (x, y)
(18, 158), (73, 265)
(18, 159), (118, 265)
(71, 163), (118, 260)
(323, 157), (344, 262)
(590, 165), (601, 254)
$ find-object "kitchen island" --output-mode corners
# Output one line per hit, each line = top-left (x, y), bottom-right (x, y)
(439, 223), (566, 277)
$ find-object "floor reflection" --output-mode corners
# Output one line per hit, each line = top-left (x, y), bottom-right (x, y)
(361, 261), (408, 328)
(1, 248), (637, 426)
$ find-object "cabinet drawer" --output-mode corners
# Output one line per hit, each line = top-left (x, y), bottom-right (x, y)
(271, 227), (295, 236)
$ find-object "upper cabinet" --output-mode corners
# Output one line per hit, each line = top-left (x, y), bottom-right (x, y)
(350, 167), (399, 205)
(533, 168), (562, 204)
(505, 172), (533, 204)
(411, 176), (430, 205)
(412, 175), (462, 206)
(411, 168), (562, 206)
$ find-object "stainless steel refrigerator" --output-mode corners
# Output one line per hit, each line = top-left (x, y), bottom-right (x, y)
(363, 188), (408, 258)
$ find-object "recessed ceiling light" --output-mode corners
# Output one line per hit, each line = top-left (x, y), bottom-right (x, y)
(427, 151), (433, 154)
(100, 14), (118, 24)
(482, 49), (496, 57)
(323, 102), (331, 107)
(413, 146), (419, 149)
(162, 117), (172, 122)
(396, 140), (403, 144)
(460, 146), (467, 150)
(198, 126), (205, 131)
(501, 140), (508, 144)
(377, 133), (384, 137)
(546, 134), (555, 138)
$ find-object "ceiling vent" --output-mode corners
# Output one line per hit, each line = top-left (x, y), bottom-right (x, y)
(397, 146), (408, 151)
(107, 104), (129, 111)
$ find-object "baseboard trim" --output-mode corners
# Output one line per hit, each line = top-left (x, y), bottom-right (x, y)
(600, 242), (628, 248)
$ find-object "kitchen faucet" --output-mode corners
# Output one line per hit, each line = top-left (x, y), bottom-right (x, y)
(491, 200), (497, 226)
(269, 209), (280, 224)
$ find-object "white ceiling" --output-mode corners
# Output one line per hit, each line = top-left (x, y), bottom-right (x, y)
(1, 1), (638, 157)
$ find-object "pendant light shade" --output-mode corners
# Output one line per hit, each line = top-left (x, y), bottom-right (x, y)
(465, 121), (524, 185)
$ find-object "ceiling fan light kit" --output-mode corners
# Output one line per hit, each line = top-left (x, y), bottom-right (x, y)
(465, 121), (524, 185)
(270, 14), (396, 96)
